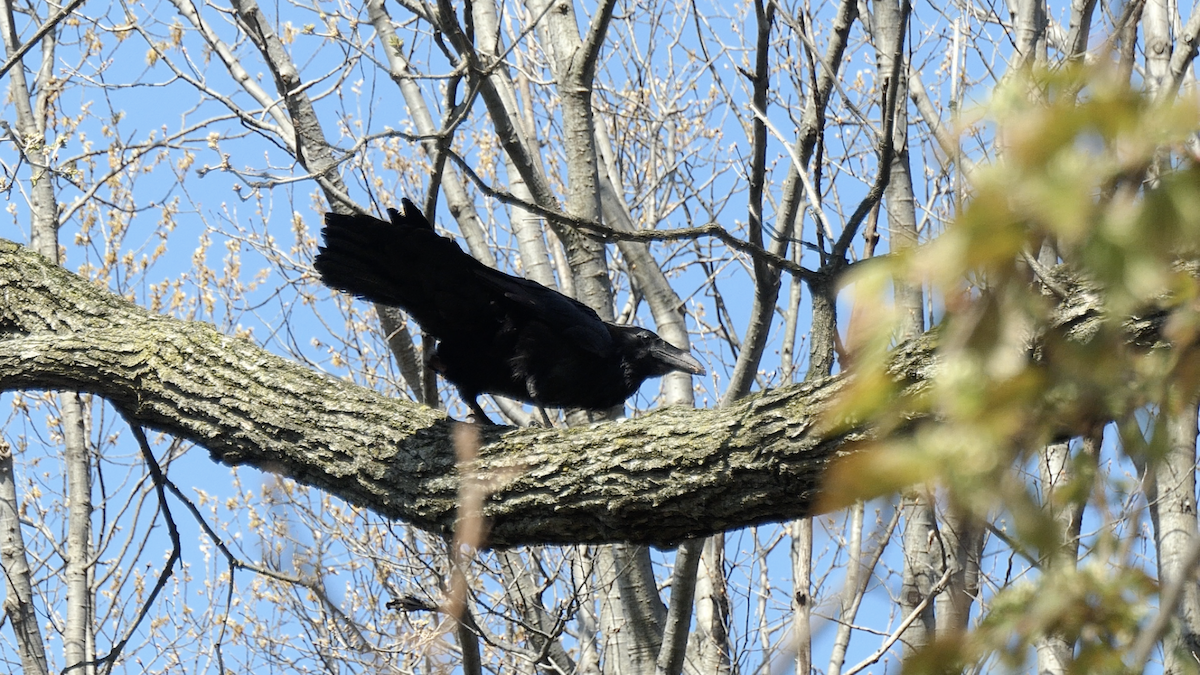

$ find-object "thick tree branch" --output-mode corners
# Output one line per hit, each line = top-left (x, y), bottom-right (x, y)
(0, 240), (881, 548)
(0, 238), (1165, 549)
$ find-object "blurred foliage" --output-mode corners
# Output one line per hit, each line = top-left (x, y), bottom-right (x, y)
(822, 65), (1200, 672)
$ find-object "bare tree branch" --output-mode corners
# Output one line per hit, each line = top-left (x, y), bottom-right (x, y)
(0, 0), (86, 81)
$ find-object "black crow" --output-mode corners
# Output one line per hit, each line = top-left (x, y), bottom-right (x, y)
(314, 199), (705, 423)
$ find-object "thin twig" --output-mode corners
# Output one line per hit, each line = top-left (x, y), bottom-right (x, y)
(1128, 536), (1200, 667)
(832, 0), (911, 261)
(0, 0), (87, 81)
(444, 149), (821, 280)
(842, 565), (955, 675)
(81, 416), (182, 675)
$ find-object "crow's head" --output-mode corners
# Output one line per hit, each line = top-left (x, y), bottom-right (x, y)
(612, 325), (706, 380)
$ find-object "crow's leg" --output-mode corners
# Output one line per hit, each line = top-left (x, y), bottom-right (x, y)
(465, 397), (497, 426)
(536, 406), (553, 428)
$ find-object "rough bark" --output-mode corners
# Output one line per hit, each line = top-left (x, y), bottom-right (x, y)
(807, 275), (839, 384)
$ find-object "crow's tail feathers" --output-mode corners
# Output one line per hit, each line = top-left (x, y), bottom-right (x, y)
(314, 202), (486, 337)
(389, 198), (433, 231)
(314, 210), (416, 308)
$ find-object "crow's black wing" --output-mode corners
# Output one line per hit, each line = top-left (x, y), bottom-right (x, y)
(471, 267), (613, 356)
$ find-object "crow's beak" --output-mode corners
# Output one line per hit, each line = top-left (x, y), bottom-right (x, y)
(653, 343), (706, 376)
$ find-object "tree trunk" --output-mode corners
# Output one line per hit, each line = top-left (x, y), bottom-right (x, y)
(0, 444), (48, 675)
(688, 534), (731, 675)
(598, 543), (665, 674)
(1034, 438), (1090, 674)
(1, 2), (84, 670)
(1152, 398), (1200, 673)
(791, 519), (813, 674)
